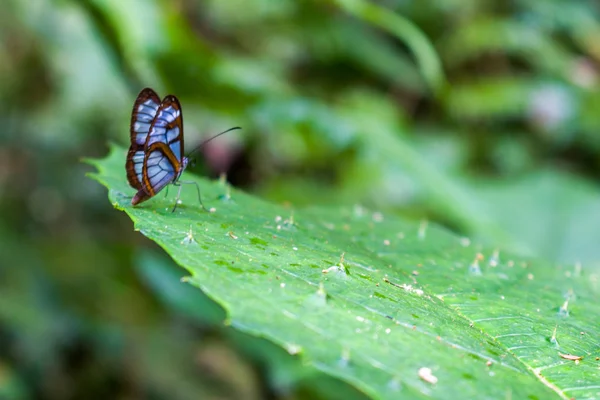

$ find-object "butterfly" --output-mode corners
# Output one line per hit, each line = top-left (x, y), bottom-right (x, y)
(125, 88), (239, 212)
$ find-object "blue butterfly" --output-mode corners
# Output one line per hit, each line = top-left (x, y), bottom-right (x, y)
(126, 88), (238, 212)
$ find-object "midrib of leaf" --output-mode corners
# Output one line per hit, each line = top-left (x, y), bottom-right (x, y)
(88, 144), (599, 400)
(445, 293), (569, 400)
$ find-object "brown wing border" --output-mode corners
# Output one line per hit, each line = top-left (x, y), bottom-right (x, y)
(126, 88), (161, 190)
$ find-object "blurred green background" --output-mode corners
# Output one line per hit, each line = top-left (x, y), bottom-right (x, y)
(1, 0), (600, 398)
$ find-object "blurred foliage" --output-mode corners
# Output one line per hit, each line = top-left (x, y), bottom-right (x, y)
(1, 0), (600, 398)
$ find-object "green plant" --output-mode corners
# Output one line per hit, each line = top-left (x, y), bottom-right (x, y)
(89, 145), (600, 399)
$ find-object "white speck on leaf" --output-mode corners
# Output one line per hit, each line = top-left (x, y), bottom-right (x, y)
(338, 348), (351, 367)
(286, 343), (301, 355)
(489, 249), (500, 267)
(418, 220), (428, 239)
(418, 367), (438, 384)
(181, 226), (196, 245)
(372, 211), (384, 222)
(558, 299), (569, 317)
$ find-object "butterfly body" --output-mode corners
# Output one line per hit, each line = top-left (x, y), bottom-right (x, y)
(126, 88), (190, 209)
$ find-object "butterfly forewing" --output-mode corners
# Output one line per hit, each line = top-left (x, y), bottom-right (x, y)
(140, 95), (185, 197)
(126, 88), (161, 190)
(145, 95), (184, 161)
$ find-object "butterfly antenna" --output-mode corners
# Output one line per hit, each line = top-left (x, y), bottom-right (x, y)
(186, 127), (241, 158)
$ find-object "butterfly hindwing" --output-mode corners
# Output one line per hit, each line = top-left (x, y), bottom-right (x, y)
(126, 88), (161, 190)
(141, 142), (180, 196)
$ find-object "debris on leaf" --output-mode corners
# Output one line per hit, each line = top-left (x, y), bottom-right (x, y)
(559, 353), (583, 362)
(418, 367), (438, 384)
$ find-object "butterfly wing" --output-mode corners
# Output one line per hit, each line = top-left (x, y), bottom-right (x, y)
(145, 95), (184, 161)
(140, 95), (185, 198)
(126, 88), (161, 191)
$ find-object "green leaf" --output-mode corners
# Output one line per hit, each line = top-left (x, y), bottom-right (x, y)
(136, 249), (372, 399)
(88, 144), (600, 400)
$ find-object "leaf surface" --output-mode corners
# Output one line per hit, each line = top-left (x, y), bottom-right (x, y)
(88, 145), (600, 399)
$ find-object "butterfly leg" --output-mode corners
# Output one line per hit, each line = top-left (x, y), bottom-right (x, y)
(181, 180), (207, 211)
(171, 180), (207, 212)
(171, 183), (184, 213)
(164, 185), (169, 198)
